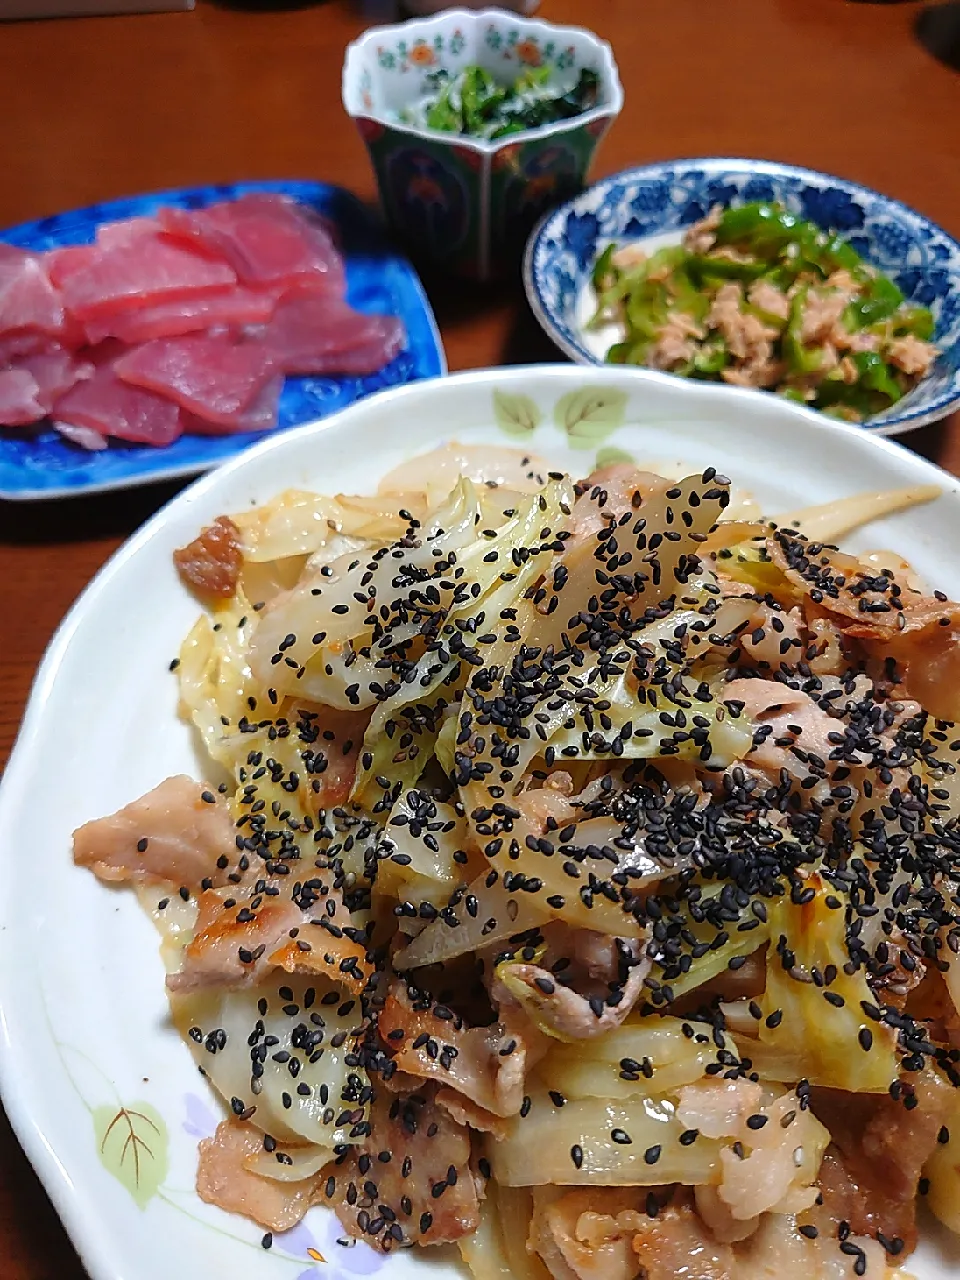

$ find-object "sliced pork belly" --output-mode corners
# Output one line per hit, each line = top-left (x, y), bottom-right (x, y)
(0, 368), (44, 426)
(0, 244), (66, 338)
(196, 1121), (323, 1233)
(55, 361), (183, 445)
(114, 331), (279, 427)
(158, 194), (345, 292)
(256, 293), (405, 375)
(84, 284), (279, 346)
(72, 774), (239, 887)
(58, 230), (237, 321)
(166, 891), (304, 993)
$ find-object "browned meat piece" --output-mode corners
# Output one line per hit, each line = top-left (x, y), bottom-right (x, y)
(196, 1121), (321, 1232)
(378, 983), (527, 1116)
(812, 1070), (949, 1251)
(319, 1089), (479, 1249)
(174, 514), (242, 599)
(72, 774), (238, 887)
(529, 1187), (650, 1280)
(632, 1192), (734, 1280)
(166, 890), (303, 993)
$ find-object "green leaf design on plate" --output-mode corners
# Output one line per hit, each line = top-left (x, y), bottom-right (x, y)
(595, 446), (636, 468)
(555, 388), (628, 448)
(493, 389), (542, 437)
(94, 1102), (168, 1209)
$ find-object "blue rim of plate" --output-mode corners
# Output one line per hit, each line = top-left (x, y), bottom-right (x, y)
(0, 179), (446, 501)
(523, 157), (960, 436)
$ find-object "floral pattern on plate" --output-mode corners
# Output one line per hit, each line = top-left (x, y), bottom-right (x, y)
(523, 158), (960, 435)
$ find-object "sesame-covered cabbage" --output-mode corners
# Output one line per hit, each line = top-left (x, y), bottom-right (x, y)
(71, 441), (960, 1274)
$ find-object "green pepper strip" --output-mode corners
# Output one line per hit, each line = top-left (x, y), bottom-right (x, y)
(783, 286), (823, 375)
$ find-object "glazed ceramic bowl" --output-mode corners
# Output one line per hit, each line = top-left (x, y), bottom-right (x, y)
(523, 157), (960, 435)
(342, 7), (623, 280)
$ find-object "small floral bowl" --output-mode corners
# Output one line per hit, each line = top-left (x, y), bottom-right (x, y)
(342, 7), (623, 280)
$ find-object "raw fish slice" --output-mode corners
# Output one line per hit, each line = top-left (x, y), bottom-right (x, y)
(0, 245), (66, 337)
(182, 374), (284, 434)
(19, 348), (94, 410)
(0, 331), (59, 364)
(54, 362), (183, 445)
(53, 421), (108, 450)
(59, 232), (237, 321)
(159, 195), (345, 292)
(83, 284), (279, 345)
(0, 367), (44, 426)
(256, 293), (405, 374)
(45, 243), (100, 288)
(96, 215), (162, 249)
(114, 331), (278, 426)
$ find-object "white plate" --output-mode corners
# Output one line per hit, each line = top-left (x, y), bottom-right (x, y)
(3, 364), (960, 1280)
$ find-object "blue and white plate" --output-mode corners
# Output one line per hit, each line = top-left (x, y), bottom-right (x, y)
(0, 180), (446, 500)
(523, 158), (960, 436)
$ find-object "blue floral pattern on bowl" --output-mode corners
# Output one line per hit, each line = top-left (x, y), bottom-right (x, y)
(0, 180), (446, 500)
(523, 158), (960, 435)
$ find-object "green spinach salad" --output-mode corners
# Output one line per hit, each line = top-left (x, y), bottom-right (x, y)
(589, 202), (939, 421)
(400, 64), (601, 141)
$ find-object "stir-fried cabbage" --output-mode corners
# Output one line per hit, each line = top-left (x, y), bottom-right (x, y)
(73, 439), (960, 1275)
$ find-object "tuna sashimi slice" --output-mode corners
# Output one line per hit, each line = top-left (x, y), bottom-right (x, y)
(46, 244), (100, 288)
(59, 232), (237, 322)
(159, 195), (345, 293)
(183, 374), (284, 435)
(255, 293), (405, 375)
(19, 349), (94, 410)
(0, 245), (66, 338)
(96, 216), (162, 249)
(84, 284), (279, 346)
(0, 368), (44, 426)
(113, 331), (278, 426)
(55, 363), (183, 445)
(0, 331), (59, 364)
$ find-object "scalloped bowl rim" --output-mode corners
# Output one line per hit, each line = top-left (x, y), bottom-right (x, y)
(341, 6), (624, 154)
(522, 156), (960, 434)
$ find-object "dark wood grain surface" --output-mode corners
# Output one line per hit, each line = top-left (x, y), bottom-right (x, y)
(0, 0), (958, 1273)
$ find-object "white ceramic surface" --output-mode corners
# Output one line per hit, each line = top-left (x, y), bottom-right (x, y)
(2, 365), (960, 1280)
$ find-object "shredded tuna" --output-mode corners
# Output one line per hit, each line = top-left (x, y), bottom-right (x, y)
(649, 312), (704, 369)
(682, 204), (723, 255)
(888, 333), (937, 376)
(747, 279), (790, 321)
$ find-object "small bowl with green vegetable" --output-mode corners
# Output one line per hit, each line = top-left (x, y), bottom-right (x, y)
(524, 158), (960, 434)
(342, 7), (622, 280)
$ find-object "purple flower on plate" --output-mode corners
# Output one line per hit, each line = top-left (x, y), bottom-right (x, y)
(182, 1092), (219, 1140)
(279, 1211), (387, 1277)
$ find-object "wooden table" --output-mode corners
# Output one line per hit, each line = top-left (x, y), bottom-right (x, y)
(0, 0), (957, 1272)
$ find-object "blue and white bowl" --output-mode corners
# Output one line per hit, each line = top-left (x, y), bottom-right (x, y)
(523, 157), (960, 435)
